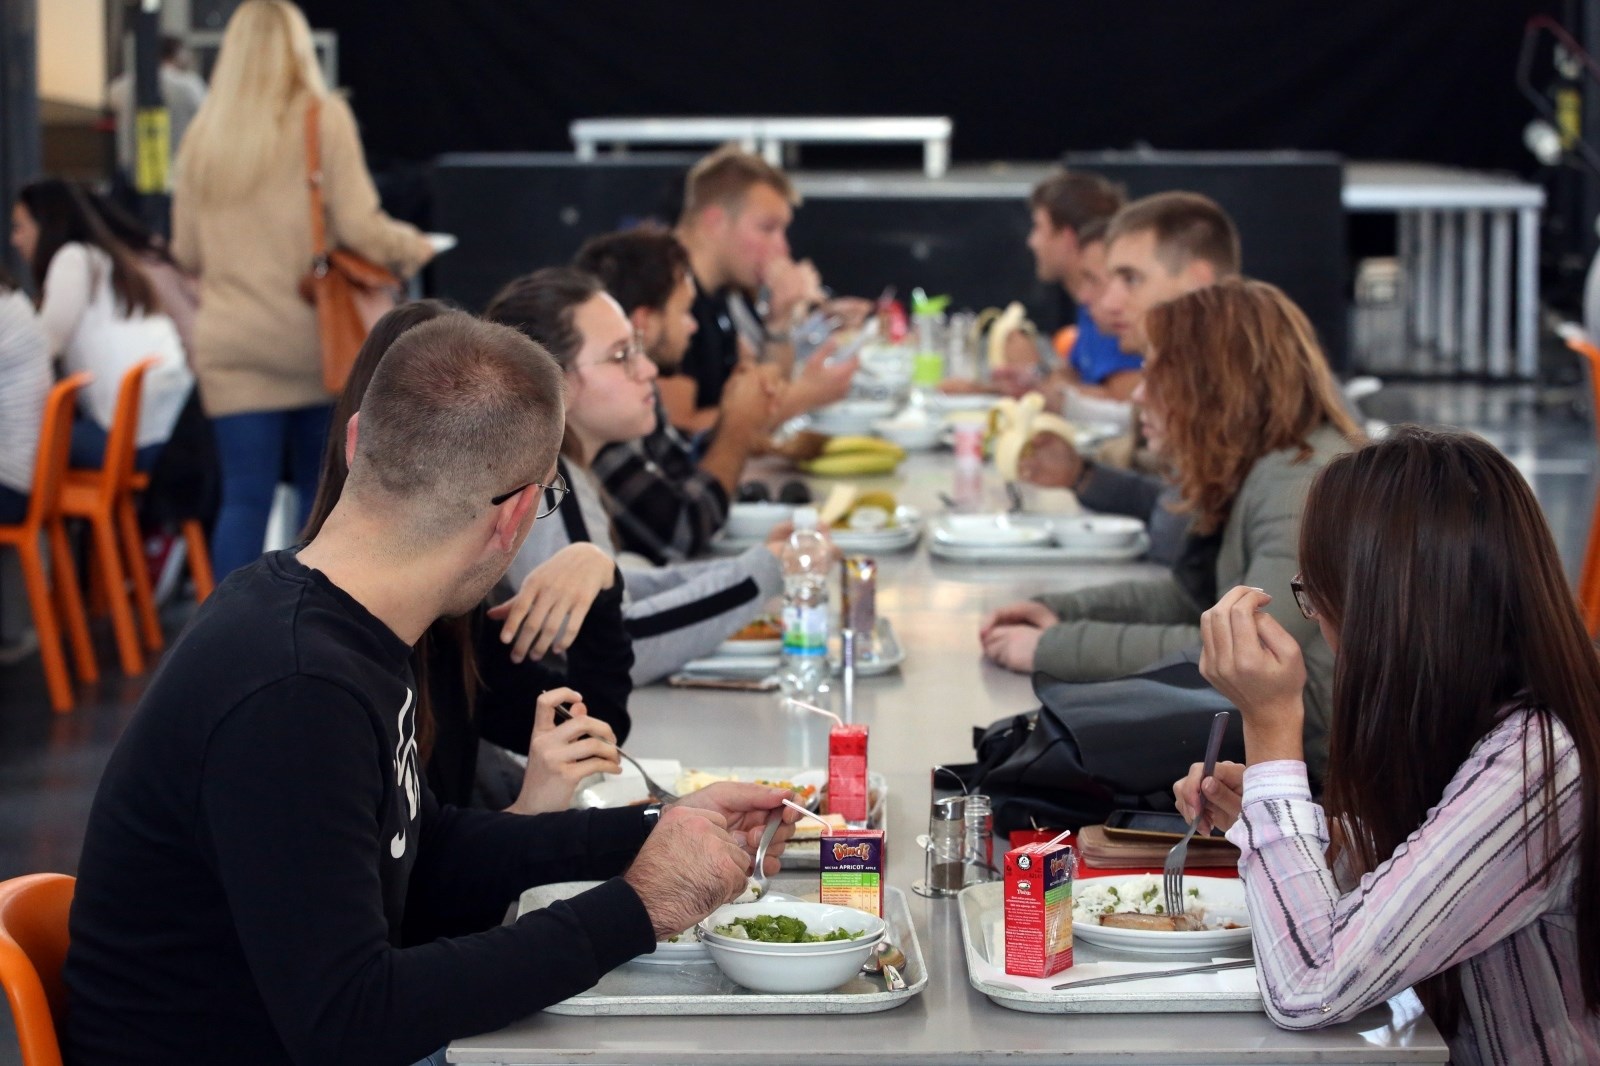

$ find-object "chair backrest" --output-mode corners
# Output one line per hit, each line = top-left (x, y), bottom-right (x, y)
(98, 356), (160, 497)
(21, 374), (92, 532)
(0, 873), (75, 1066)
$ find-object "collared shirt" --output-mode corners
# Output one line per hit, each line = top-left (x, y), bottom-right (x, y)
(1226, 708), (1595, 1065)
(680, 275), (744, 410)
(592, 391), (730, 565)
(1067, 305), (1143, 385)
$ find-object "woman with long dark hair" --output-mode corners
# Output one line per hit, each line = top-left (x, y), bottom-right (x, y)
(11, 178), (191, 471)
(301, 300), (630, 813)
(1176, 426), (1600, 1063)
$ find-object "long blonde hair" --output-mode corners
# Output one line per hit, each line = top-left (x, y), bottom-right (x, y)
(175, 0), (326, 205)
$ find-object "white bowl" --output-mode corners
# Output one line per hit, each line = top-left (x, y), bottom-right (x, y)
(933, 514), (1053, 548)
(810, 400), (898, 436)
(1050, 514), (1146, 549)
(700, 938), (879, 993)
(697, 899), (886, 954)
(872, 418), (941, 451)
(724, 501), (794, 541)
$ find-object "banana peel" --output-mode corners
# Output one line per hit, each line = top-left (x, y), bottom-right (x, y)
(973, 301), (1037, 370)
(989, 392), (1077, 482)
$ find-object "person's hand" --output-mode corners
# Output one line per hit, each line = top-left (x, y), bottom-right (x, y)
(989, 364), (1041, 398)
(780, 342), (860, 417)
(823, 296), (873, 330)
(1199, 586), (1307, 763)
(1016, 432), (1085, 490)
(763, 257), (824, 326)
(978, 600), (1059, 640)
(505, 688), (622, 815)
(980, 624), (1043, 673)
(763, 520), (795, 553)
(623, 806), (752, 939)
(937, 377), (998, 396)
(1172, 759), (1245, 835)
(671, 782), (798, 873)
(719, 364), (782, 438)
(1002, 329), (1042, 370)
(486, 543), (616, 662)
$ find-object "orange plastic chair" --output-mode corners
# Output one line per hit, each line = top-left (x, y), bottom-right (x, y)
(0, 873), (75, 1066)
(59, 358), (158, 674)
(125, 472), (215, 605)
(0, 374), (98, 712)
(1562, 331), (1600, 634)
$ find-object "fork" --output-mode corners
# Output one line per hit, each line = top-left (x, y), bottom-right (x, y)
(748, 808), (784, 898)
(553, 704), (678, 803)
(1163, 711), (1231, 918)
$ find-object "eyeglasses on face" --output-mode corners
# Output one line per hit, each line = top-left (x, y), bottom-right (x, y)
(576, 334), (652, 380)
(490, 470), (569, 517)
(1290, 572), (1317, 621)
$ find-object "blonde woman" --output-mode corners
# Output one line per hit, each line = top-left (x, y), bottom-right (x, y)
(172, 0), (433, 579)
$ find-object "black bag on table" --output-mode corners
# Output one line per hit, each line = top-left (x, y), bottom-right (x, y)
(956, 650), (1244, 835)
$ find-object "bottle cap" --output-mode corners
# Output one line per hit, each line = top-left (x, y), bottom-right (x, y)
(792, 506), (819, 531)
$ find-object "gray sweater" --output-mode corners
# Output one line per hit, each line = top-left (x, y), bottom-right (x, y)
(507, 459), (783, 686)
(1031, 424), (1354, 781)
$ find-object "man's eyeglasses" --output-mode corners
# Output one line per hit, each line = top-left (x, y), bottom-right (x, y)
(1290, 572), (1317, 621)
(490, 470), (569, 517)
(577, 334), (652, 380)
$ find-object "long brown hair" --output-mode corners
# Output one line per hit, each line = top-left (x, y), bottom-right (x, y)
(1299, 426), (1600, 1033)
(18, 179), (159, 317)
(1143, 278), (1362, 534)
(300, 299), (474, 761)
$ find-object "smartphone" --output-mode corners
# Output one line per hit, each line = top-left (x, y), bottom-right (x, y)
(1100, 809), (1192, 842)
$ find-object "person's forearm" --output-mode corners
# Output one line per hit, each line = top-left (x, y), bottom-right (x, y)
(698, 425), (759, 497)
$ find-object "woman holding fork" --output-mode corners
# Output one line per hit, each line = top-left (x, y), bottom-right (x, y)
(1175, 426), (1600, 1065)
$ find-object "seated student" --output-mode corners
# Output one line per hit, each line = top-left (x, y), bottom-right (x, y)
(300, 299), (631, 813)
(671, 145), (858, 435)
(0, 268), (51, 526)
(980, 279), (1362, 782)
(485, 268), (787, 687)
(11, 178), (190, 472)
(1176, 426), (1600, 1064)
(575, 227), (780, 564)
(64, 310), (798, 1065)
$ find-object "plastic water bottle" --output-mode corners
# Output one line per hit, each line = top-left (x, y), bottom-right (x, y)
(778, 507), (832, 701)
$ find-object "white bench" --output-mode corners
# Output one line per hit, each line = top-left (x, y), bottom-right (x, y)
(569, 116), (953, 178)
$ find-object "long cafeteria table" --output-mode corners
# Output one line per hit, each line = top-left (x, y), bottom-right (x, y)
(449, 451), (1449, 1064)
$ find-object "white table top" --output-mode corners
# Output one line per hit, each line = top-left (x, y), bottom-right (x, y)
(450, 454), (1448, 1064)
(1342, 161), (1545, 211)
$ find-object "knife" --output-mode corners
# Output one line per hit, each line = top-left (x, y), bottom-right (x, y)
(1051, 958), (1252, 991)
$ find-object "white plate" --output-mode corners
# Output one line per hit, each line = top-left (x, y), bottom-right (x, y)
(809, 400), (898, 437)
(932, 514), (1053, 548)
(1070, 875), (1252, 956)
(925, 393), (1001, 414)
(832, 507), (923, 553)
(1049, 514), (1146, 549)
(678, 655), (781, 679)
(715, 637), (783, 657)
(572, 758), (683, 809)
(929, 531), (1151, 565)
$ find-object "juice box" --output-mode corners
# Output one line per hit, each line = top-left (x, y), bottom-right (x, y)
(819, 828), (884, 917)
(827, 724), (870, 825)
(1003, 841), (1074, 977)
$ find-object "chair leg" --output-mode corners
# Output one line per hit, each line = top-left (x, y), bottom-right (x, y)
(90, 515), (144, 676)
(47, 519), (98, 685)
(116, 495), (163, 652)
(181, 518), (215, 603)
(16, 540), (74, 712)
(1582, 495), (1600, 635)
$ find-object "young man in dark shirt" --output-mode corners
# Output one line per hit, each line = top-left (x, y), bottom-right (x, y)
(670, 146), (858, 435)
(575, 228), (778, 563)
(63, 312), (796, 1066)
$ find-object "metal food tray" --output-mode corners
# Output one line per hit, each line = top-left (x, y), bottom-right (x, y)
(519, 883), (926, 1015)
(929, 527), (1151, 565)
(956, 882), (1262, 1014)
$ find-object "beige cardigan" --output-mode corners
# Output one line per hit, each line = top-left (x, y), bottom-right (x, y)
(172, 94), (430, 418)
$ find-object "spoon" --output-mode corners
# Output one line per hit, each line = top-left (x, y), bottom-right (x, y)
(748, 808), (784, 898)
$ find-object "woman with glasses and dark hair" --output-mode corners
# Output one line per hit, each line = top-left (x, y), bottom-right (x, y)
(1176, 426), (1600, 1063)
(980, 278), (1362, 781)
(301, 299), (630, 813)
(484, 267), (788, 686)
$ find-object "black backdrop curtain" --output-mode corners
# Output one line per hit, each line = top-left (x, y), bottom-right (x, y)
(301, 0), (1556, 173)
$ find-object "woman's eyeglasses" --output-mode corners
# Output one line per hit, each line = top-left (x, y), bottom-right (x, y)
(1290, 572), (1317, 620)
(577, 335), (652, 380)
(490, 470), (569, 517)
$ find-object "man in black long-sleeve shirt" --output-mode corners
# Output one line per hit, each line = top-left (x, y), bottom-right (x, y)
(63, 313), (795, 1065)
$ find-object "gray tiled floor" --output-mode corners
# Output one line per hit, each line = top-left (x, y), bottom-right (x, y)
(0, 380), (1593, 1064)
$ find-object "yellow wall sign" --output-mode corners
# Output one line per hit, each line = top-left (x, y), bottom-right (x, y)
(135, 108), (171, 194)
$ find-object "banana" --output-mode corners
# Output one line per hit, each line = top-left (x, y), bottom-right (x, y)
(818, 484), (859, 525)
(973, 301), (1037, 370)
(820, 435), (905, 458)
(800, 452), (904, 477)
(989, 391), (1078, 482)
